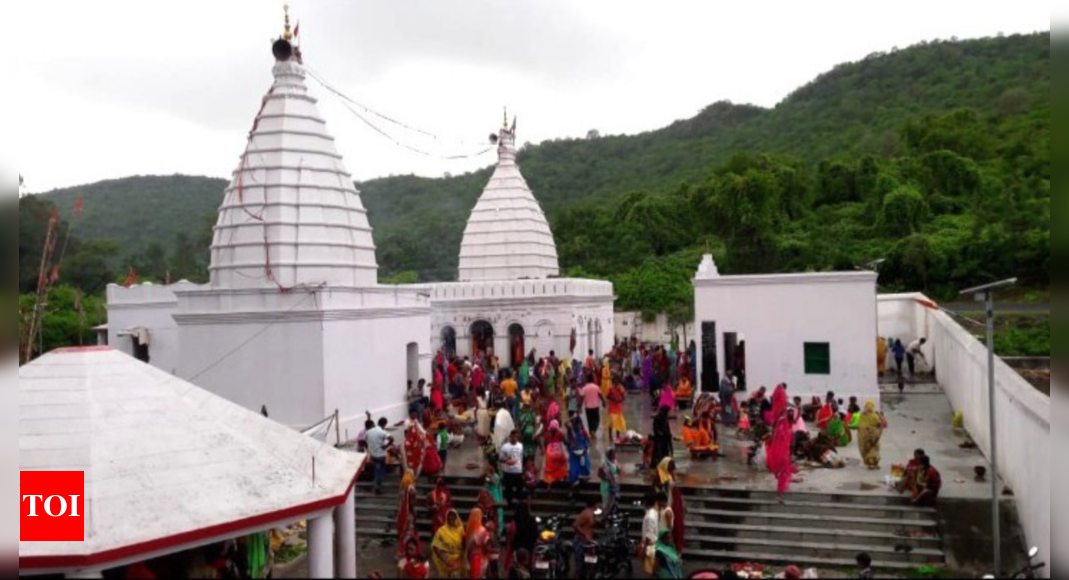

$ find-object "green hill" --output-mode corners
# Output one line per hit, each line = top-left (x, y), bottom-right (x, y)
(35, 32), (1049, 305)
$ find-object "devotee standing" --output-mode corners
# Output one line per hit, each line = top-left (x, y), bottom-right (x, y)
(652, 406), (675, 469)
(500, 430), (525, 506)
(600, 449), (621, 514)
(567, 416), (593, 486)
(431, 510), (465, 579)
(366, 418), (392, 495)
(607, 380), (628, 445)
(766, 385), (795, 504)
(857, 401), (887, 470)
(581, 374), (605, 436)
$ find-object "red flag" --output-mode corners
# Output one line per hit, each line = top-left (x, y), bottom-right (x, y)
(49, 265), (60, 285)
(293, 21), (299, 38)
(123, 267), (139, 288)
(74, 196), (85, 219)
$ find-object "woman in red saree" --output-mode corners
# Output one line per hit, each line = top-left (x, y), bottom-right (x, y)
(404, 422), (428, 477)
(466, 508), (491, 579)
(397, 470), (420, 558)
(422, 430), (443, 477)
(542, 421), (569, 486)
(429, 478), (453, 536)
(765, 385), (796, 503)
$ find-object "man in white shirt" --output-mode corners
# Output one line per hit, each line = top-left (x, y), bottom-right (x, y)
(499, 430), (525, 505)
(365, 418), (392, 495)
(907, 338), (928, 377)
(641, 494), (660, 576)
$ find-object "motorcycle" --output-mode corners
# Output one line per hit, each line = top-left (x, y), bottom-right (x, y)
(575, 539), (600, 579)
(595, 506), (636, 579)
(983, 547), (1046, 580)
(533, 515), (572, 579)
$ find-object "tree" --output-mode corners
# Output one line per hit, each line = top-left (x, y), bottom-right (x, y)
(709, 170), (781, 273)
(878, 185), (928, 235)
(62, 240), (120, 295)
(171, 232), (206, 283)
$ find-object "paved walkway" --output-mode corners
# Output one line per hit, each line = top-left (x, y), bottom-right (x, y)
(435, 384), (995, 501)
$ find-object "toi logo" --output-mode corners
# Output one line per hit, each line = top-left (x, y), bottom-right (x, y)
(20, 471), (85, 542)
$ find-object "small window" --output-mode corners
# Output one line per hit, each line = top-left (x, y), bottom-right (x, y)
(804, 343), (830, 375)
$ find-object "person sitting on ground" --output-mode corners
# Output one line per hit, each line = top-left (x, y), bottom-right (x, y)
(801, 396), (823, 423)
(826, 412), (852, 447)
(681, 417), (717, 459)
(803, 432), (845, 469)
(697, 410), (719, 446)
(816, 392), (837, 432)
(675, 375), (694, 407)
(846, 397), (862, 429)
(911, 455), (942, 507)
(895, 449), (927, 495)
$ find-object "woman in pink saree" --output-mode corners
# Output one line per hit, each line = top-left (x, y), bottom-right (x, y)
(765, 384), (795, 503)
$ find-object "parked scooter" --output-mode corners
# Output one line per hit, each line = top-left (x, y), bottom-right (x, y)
(595, 506), (636, 579)
(533, 514), (572, 579)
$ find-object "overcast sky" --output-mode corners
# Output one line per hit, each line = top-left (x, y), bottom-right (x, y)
(9, 0), (1050, 193)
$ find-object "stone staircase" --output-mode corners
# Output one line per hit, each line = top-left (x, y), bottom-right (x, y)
(353, 473), (946, 573)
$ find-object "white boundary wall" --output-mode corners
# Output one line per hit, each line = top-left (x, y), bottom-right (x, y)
(878, 294), (1050, 576)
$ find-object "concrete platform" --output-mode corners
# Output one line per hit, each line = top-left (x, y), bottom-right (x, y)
(432, 384), (998, 502)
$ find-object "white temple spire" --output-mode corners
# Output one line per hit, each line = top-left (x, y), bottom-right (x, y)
(457, 113), (560, 282)
(208, 23), (378, 290)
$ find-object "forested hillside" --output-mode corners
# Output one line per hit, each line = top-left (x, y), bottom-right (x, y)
(31, 33), (1049, 311)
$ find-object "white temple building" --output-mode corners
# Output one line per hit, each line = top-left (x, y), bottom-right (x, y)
(692, 253), (880, 404)
(412, 117), (615, 368)
(106, 18), (614, 433)
(107, 26), (432, 435)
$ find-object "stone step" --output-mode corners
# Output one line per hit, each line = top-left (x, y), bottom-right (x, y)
(356, 478), (930, 510)
(685, 536), (944, 566)
(352, 527), (938, 571)
(354, 488), (937, 527)
(686, 508), (938, 535)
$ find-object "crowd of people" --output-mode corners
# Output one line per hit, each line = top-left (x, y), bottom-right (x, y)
(374, 335), (941, 579)
(377, 338), (701, 578)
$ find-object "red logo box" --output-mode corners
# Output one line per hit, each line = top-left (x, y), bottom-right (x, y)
(20, 471), (85, 542)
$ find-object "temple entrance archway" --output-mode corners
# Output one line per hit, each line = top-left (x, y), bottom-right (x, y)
(406, 343), (420, 388)
(594, 320), (603, 359)
(470, 321), (495, 360)
(508, 324), (526, 369)
(441, 326), (457, 359)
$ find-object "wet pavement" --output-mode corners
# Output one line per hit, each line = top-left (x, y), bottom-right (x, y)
(435, 383), (996, 501)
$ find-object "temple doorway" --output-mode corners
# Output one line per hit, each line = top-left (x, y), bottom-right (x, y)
(470, 321), (495, 360)
(441, 326), (457, 359)
(508, 324), (526, 369)
(407, 343), (420, 387)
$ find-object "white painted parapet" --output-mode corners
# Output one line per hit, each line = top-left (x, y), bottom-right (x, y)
(878, 294), (1050, 577)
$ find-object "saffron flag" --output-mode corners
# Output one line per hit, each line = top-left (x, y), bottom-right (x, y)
(915, 298), (940, 311)
(123, 267), (139, 288)
(74, 196), (85, 219)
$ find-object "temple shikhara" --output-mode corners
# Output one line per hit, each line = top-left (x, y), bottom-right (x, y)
(415, 114), (615, 368)
(106, 19), (434, 436)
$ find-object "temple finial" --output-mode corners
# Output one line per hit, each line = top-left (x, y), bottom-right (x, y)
(283, 4), (293, 41)
(503, 107), (509, 130)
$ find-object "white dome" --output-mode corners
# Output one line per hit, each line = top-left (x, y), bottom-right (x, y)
(209, 46), (378, 290)
(457, 121), (560, 282)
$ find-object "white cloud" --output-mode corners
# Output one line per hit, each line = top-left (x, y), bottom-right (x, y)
(10, 0), (1049, 192)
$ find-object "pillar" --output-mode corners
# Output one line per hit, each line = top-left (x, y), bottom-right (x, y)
(334, 489), (357, 579)
(308, 515), (335, 579)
